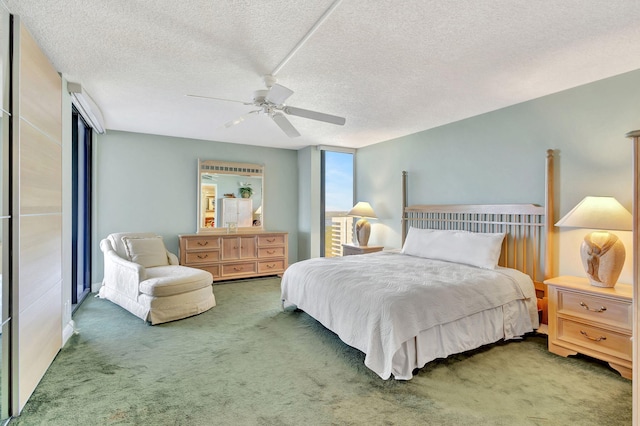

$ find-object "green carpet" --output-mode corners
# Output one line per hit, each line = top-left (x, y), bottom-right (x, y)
(11, 277), (631, 425)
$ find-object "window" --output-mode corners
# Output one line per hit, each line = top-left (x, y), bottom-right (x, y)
(321, 150), (354, 257)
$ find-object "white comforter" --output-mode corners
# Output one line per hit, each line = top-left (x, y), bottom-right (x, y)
(281, 252), (538, 380)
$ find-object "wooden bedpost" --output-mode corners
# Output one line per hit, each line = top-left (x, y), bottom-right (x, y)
(626, 130), (640, 426)
(544, 149), (555, 280)
(537, 149), (555, 325)
(401, 171), (408, 245)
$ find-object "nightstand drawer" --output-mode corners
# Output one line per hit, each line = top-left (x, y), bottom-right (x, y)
(545, 276), (633, 379)
(557, 289), (631, 330)
(557, 318), (632, 362)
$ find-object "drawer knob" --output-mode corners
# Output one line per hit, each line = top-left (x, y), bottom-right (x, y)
(197, 241), (209, 246)
(580, 330), (606, 342)
(266, 238), (275, 243)
(266, 264), (275, 269)
(233, 266), (243, 271)
(197, 254), (208, 259)
(267, 250), (275, 254)
(580, 302), (607, 313)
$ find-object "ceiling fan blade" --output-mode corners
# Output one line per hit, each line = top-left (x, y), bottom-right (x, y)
(265, 84), (294, 105)
(224, 110), (260, 128)
(271, 113), (301, 138)
(282, 106), (346, 126)
(187, 94), (251, 105)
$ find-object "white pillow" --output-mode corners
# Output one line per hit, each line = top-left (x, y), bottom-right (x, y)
(401, 227), (505, 269)
(122, 236), (169, 268)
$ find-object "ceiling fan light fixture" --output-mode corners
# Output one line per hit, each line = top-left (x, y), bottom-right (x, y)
(253, 90), (268, 103)
(224, 110), (260, 128)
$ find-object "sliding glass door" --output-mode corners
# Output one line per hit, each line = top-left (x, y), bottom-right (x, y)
(71, 107), (92, 308)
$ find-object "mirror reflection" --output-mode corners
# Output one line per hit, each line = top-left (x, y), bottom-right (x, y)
(198, 160), (263, 233)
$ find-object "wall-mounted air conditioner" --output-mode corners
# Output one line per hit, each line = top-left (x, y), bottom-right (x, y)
(67, 82), (105, 134)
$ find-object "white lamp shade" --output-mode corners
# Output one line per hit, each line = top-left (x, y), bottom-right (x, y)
(347, 202), (377, 219)
(555, 196), (632, 231)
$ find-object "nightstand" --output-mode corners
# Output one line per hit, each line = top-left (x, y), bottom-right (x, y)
(545, 276), (632, 379)
(341, 244), (383, 256)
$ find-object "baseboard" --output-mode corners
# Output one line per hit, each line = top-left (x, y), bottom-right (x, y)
(62, 320), (78, 346)
(91, 281), (102, 293)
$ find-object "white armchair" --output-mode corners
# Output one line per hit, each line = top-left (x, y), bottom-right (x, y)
(99, 232), (215, 324)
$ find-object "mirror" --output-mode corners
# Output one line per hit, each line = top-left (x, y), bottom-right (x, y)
(197, 160), (264, 233)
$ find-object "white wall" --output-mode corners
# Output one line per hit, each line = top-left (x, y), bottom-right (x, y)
(93, 131), (299, 284)
(357, 69), (640, 285)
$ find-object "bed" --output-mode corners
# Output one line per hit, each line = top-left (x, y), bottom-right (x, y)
(281, 150), (555, 380)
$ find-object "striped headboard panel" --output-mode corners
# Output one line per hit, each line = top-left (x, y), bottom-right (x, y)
(400, 150), (556, 322)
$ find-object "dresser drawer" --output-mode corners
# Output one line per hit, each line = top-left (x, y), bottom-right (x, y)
(184, 236), (221, 250)
(557, 289), (631, 330)
(185, 250), (220, 264)
(257, 247), (285, 258)
(557, 318), (632, 362)
(221, 262), (257, 277)
(199, 265), (220, 279)
(258, 235), (285, 246)
(258, 259), (285, 274)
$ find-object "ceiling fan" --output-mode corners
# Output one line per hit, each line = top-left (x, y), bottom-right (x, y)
(188, 75), (346, 138)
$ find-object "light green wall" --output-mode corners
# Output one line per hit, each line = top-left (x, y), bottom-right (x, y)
(296, 146), (321, 260)
(93, 131), (298, 283)
(357, 69), (640, 283)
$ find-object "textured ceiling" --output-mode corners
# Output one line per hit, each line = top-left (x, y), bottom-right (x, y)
(5, 0), (640, 150)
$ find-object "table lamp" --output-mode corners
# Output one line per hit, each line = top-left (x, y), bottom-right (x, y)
(555, 196), (632, 287)
(347, 201), (377, 246)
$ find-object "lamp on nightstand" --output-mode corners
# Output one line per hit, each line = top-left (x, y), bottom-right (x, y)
(347, 201), (377, 247)
(555, 196), (632, 287)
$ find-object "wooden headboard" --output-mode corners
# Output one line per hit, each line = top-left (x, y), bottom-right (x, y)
(401, 150), (555, 323)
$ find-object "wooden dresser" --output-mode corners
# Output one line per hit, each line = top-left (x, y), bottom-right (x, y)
(179, 231), (288, 282)
(545, 276), (632, 379)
